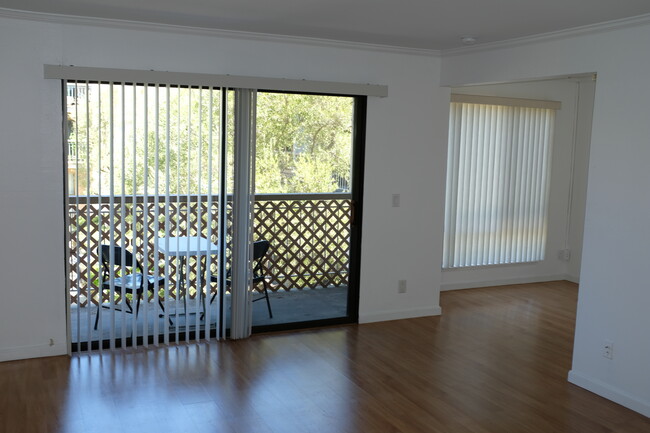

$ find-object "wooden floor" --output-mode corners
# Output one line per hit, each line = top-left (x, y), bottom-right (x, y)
(2, 281), (649, 432)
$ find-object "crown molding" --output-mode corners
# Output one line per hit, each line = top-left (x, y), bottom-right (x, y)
(442, 12), (650, 57)
(0, 7), (440, 58)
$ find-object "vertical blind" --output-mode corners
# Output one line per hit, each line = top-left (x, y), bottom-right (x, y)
(443, 96), (558, 268)
(65, 80), (255, 351)
(230, 89), (256, 340)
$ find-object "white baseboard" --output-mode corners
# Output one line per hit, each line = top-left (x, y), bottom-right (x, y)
(568, 370), (650, 418)
(359, 305), (442, 324)
(0, 342), (67, 363)
(565, 274), (580, 284)
(440, 274), (572, 291)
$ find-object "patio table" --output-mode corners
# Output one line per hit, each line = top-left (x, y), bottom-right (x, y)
(155, 236), (219, 317)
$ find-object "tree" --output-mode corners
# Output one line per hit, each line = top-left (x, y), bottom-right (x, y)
(255, 92), (353, 193)
(67, 84), (354, 196)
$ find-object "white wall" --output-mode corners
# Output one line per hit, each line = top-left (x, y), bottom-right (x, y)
(441, 78), (595, 290)
(0, 14), (447, 361)
(442, 22), (650, 417)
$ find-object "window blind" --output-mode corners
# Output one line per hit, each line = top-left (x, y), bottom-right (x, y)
(65, 80), (233, 350)
(443, 97), (557, 268)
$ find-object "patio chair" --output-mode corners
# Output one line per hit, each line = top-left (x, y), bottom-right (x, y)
(94, 244), (169, 330)
(206, 239), (273, 318)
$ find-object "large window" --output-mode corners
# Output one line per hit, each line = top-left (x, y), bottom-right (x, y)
(443, 95), (558, 268)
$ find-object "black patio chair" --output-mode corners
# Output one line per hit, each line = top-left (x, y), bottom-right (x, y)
(206, 239), (273, 318)
(94, 244), (170, 330)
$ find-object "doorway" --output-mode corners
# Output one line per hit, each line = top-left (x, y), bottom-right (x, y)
(250, 91), (364, 331)
(65, 81), (364, 350)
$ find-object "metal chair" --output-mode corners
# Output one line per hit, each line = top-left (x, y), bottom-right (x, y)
(207, 240), (273, 318)
(94, 244), (169, 330)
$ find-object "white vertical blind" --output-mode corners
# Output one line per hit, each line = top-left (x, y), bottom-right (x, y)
(443, 100), (556, 268)
(151, 84), (160, 347)
(215, 91), (230, 341)
(230, 89), (256, 340)
(65, 80), (229, 350)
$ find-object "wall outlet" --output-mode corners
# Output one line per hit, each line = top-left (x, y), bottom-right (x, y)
(392, 193), (401, 207)
(558, 249), (571, 261)
(602, 340), (614, 359)
(398, 279), (407, 293)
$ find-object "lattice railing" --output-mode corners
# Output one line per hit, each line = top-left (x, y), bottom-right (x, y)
(67, 194), (351, 307)
(254, 194), (351, 290)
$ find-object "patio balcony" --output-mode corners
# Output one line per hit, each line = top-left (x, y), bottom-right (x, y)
(67, 193), (352, 341)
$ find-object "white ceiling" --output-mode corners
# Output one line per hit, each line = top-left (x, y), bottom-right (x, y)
(3, 0), (650, 50)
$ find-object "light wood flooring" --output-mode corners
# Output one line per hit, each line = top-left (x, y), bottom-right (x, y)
(2, 281), (649, 432)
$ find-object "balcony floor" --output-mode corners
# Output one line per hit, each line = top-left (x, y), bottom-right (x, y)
(70, 286), (348, 344)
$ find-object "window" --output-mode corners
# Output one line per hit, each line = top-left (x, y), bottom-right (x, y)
(66, 82), (87, 100)
(443, 95), (559, 268)
(255, 92), (354, 194)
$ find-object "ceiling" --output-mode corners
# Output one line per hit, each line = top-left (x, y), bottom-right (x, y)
(2, 0), (650, 50)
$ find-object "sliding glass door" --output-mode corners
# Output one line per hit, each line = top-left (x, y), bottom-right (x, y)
(250, 91), (363, 330)
(65, 79), (364, 350)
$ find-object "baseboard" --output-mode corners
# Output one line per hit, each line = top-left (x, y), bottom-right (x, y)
(359, 305), (442, 324)
(568, 370), (650, 418)
(440, 274), (571, 291)
(565, 274), (580, 284)
(0, 342), (67, 363)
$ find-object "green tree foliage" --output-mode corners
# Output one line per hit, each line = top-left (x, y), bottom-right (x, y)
(67, 83), (353, 196)
(256, 92), (353, 193)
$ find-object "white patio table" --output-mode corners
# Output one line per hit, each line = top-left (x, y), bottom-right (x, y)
(155, 236), (219, 317)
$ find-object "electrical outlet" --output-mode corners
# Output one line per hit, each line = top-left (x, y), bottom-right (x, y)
(602, 340), (614, 359)
(392, 194), (401, 208)
(398, 280), (407, 293)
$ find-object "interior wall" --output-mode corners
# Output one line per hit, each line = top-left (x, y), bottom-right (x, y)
(567, 79), (596, 280)
(442, 22), (650, 417)
(441, 78), (595, 290)
(0, 14), (448, 361)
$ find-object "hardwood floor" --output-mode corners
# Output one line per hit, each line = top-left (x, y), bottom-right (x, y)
(2, 281), (649, 432)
